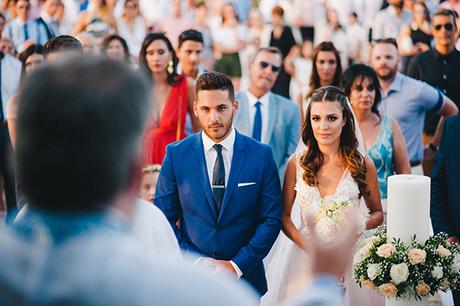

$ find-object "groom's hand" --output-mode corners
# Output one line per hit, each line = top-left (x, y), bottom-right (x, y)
(198, 258), (237, 276)
(214, 260), (237, 276)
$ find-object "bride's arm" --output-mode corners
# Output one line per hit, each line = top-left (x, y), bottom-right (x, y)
(281, 156), (309, 252)
(363, 156), (384, 229)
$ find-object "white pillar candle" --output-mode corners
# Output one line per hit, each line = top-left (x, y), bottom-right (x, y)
(386, 175), (431, 306)
(387, 175), (431, 244)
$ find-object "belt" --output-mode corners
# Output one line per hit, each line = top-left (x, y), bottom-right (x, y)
(410, 160), (421, 167)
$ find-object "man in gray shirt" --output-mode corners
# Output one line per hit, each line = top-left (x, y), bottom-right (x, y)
(370, 38), (458, 174)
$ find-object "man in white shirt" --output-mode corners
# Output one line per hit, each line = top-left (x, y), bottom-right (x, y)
(2, 0), (47, 52)
(35, 0), (60, 41)
(234, 47), (301, 181)
(372, 0), (411, 40)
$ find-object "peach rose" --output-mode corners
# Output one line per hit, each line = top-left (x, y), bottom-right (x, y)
(416, 282), (431, 296)
(408, 248), (426, 265)
(360, 279), (376, 289)
(376, 243), (396, 258)
(437, 245), (452, 258)
(378, 283), (397, 298)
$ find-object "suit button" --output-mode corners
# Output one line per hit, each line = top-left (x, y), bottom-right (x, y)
(211, 251), (218, 257)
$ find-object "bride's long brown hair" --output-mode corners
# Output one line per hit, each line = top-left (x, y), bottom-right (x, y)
(300, 86), (368, 197)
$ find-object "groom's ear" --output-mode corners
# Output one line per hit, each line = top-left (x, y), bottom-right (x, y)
(193, 100), (198, 117)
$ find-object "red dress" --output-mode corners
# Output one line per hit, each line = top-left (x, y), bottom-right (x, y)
(142, 76), (189, 165)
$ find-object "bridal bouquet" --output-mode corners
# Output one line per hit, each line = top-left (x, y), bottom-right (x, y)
(309, 196), (369, 243)
(353, 227), (460, 299)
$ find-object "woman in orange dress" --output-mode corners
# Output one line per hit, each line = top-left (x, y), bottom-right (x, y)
(139, 32), (198, 165)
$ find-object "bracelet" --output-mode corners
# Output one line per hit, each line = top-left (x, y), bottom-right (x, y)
(428, 143), (438, 153)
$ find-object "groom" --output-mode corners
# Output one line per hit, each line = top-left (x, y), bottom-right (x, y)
(155, 71), (282, 296)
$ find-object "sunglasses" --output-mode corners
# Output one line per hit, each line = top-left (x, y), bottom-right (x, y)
(434, 23), (454, 32)
(259, 61), (280, 73)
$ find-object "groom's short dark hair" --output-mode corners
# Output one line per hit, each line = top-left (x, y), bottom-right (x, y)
(195, 71), (235, 102)
(16, 56), (150, 211)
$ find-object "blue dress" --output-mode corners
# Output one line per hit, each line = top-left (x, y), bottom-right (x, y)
(367, 115), (394, 199)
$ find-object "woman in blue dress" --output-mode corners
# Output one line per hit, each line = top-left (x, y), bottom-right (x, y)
(343, 64), (411, 214)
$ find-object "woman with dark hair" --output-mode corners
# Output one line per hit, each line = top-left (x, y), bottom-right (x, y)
(139, 32), (198, 166)
(101, 34), (130, 63)
(117, 0), (145, 57)
(263, 86), (383, 306)
(298, 41), (342, 125)
(269, 5), (297, 98)
(7, 44), (45, 148)
(398, 1), (432, 72)
(343, 64), (410, 213)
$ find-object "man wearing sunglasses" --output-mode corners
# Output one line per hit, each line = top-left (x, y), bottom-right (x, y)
(407, 9), (460, 175)
(234, 47), (301, 182)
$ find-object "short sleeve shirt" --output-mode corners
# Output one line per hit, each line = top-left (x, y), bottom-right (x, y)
(378, 72), (444, 162)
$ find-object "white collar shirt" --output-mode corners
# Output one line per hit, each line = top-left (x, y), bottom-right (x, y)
(201, 128), (235, 187)
(2, 18), (45, 52)
(246, 90), (270, 144)
(200, 128), (243, 277)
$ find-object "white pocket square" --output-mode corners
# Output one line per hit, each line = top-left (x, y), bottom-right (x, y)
(237, 182), (256, 187)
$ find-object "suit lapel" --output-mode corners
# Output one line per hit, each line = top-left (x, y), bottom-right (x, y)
(218, 132), (246, 222)
(192, 133), (218, 218)
(236, 92), (251, 135)
(266, 93), (279, 145)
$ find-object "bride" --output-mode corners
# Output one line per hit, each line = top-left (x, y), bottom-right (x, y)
(262, 86), (383, 305)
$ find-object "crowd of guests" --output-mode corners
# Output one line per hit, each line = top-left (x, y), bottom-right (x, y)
(1, 0), (460, 305)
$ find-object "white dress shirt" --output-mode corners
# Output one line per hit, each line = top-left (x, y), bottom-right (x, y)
(2, 18), (46, 52)
(246, 91), (270, 144)
(38, 12), (60, 38)
(201, 127), (235, 186)
(372, 6), (412, 40)
(200, 128), (243, 278)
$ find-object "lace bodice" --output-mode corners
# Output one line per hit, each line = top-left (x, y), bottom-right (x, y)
(294, 152), (365, 235)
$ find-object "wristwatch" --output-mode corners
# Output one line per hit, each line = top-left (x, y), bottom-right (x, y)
(428, 143), (438, 153)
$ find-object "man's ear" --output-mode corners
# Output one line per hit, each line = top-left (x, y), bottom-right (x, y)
(233, 100), (239, 112)
(193, 100), (198, 117)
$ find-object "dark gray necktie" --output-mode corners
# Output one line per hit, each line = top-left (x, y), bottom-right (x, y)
(212, 144), (225, 213)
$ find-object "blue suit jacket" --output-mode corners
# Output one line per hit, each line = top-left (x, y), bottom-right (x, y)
(431, 116), (460, 238)
(155, 131), (282, 295)
(234, 91), (301, 182)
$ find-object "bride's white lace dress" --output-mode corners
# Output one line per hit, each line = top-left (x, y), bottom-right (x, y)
(262, 153), (382, 306)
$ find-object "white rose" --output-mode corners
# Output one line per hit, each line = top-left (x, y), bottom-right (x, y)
(390, 263), (409, 285)
(431, 265), (444, 279)
(367, 263), (381, 280)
